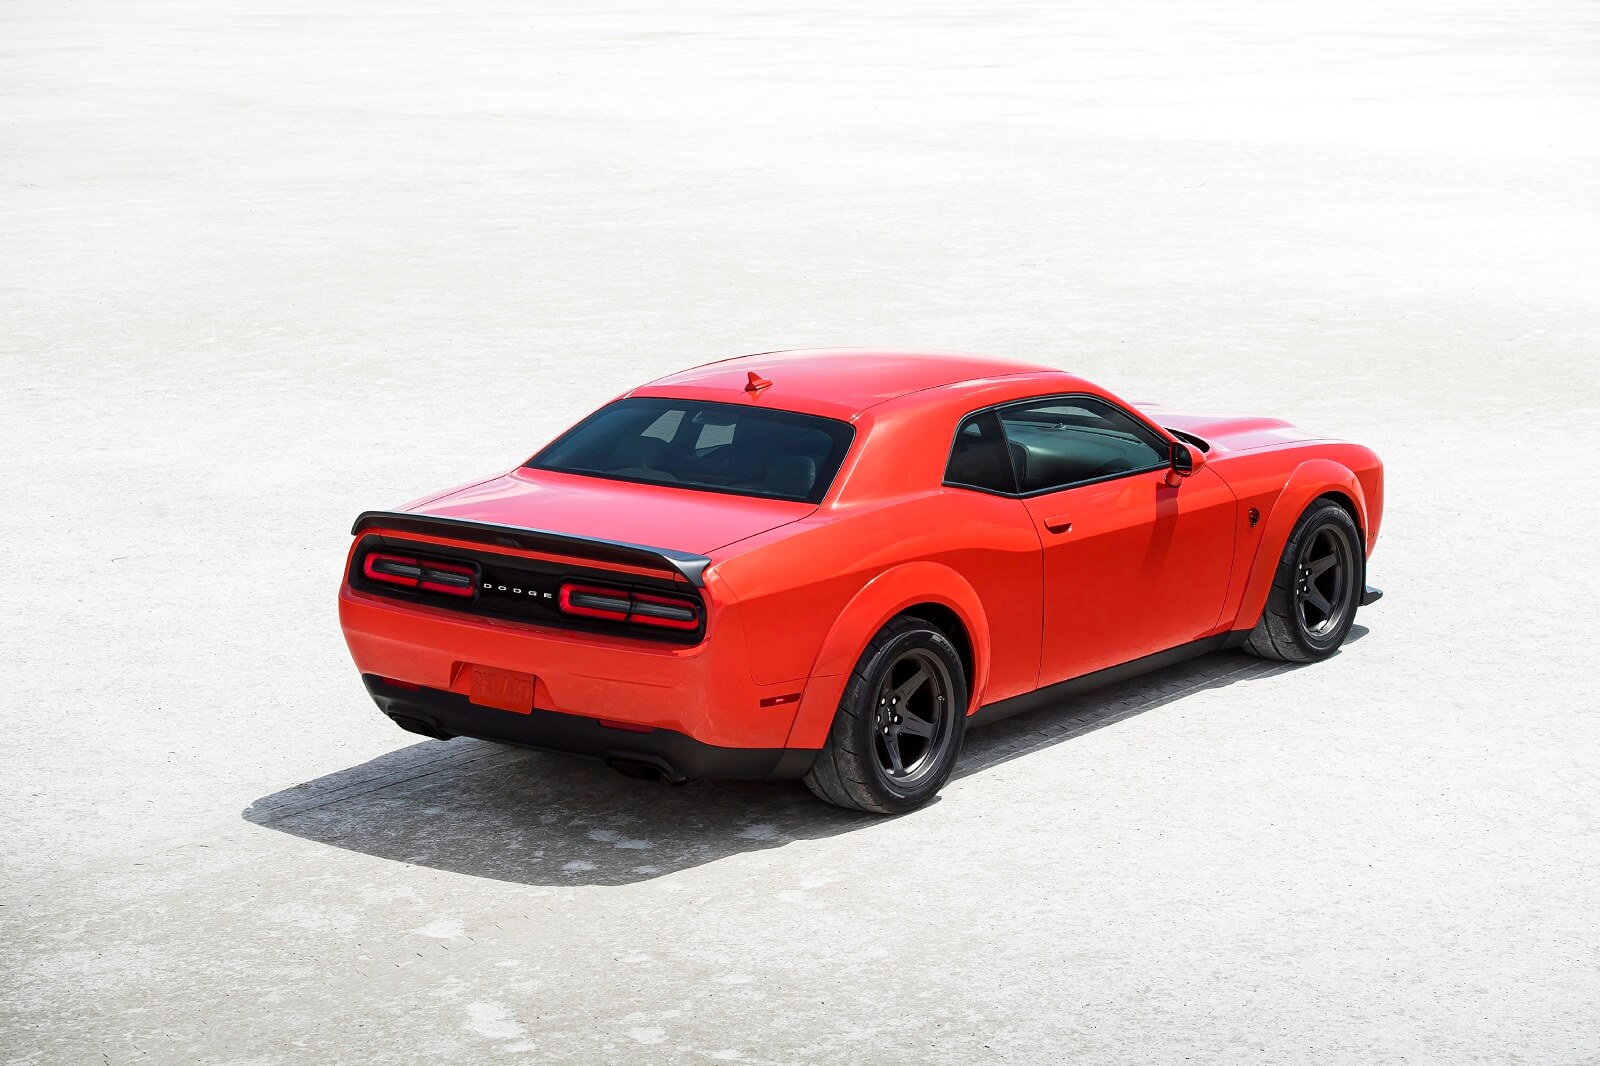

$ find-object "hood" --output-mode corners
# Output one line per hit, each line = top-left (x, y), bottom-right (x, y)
(1134, 404), (1319, 454)
(407, 467), (816, 555)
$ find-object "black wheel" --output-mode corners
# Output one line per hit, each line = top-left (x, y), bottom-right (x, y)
(1244, 498), (1364, 663)
(803, 616), (968, 814)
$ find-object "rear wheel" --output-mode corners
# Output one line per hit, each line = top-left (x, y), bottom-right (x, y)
(803, 616), (968, 814)
(1244, 498), (1363, 662)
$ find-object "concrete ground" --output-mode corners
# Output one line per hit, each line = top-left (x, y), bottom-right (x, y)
(3, 0), (1598, 1062)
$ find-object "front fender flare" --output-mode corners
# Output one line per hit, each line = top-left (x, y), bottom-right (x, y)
(784, 561), (991, 750)
(1233, 458), (1370, 630)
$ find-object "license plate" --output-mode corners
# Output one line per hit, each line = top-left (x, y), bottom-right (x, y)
(468, 666), (536, 714)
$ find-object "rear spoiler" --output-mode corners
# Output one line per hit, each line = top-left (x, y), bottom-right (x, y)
(350, 511), (713, 587)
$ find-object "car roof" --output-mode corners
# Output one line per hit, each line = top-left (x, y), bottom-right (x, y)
(629, 347), (1070, 419)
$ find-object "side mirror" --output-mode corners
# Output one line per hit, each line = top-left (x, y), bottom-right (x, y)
(1166, 440), (1205, 486)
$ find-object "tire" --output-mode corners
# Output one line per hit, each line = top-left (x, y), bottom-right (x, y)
(803, 616), (969, 814)
(1244, 498), (1364, 663)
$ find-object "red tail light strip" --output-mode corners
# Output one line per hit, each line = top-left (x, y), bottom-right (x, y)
(364, 553), (420, 587)
(356, 542), (701, 635)
(627, 591), (700, 630)
(417, 559), (475, 596)
(363, 552), (476, 598)
(558, 584), (632, 620)
(557, 581), (700, 631)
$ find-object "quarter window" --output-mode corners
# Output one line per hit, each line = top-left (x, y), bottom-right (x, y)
(944, 411), (1018, 494)
(996, 397), (1168, 494)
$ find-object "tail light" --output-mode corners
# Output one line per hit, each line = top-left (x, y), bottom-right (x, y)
(362, 552), (476, 598)
(558, 581), (700, 631)
(558, 583), (631, 620)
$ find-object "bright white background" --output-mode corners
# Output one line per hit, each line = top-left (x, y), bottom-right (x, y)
(3, 1), (1597, 1062)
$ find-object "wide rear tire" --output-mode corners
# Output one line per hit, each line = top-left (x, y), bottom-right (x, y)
(803, 616), (968, 814)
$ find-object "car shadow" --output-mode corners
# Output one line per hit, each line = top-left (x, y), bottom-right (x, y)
(244, 629), (1365, 887)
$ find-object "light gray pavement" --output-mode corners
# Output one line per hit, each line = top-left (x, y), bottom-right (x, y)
(3, 1), (1598, 1063)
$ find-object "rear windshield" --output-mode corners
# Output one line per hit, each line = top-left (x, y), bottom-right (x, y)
(528, 398), (855, 504)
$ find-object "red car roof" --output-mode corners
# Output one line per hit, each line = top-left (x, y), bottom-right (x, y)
(629, 347), (1068, 420)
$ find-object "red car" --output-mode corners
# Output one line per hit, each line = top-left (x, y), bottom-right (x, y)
(340, 349), (1383, 813)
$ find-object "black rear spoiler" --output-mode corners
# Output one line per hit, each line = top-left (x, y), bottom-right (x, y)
(350, 511), (713, 587)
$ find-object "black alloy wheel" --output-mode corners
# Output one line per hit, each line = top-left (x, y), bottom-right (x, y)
(872, 647), (958, 787)
(1244, 498), (1364, 663)
(1295, 522), (1357, 642)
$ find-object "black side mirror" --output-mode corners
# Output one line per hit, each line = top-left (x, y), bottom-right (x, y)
(1171, 441), (1194, 475)
(1166, 440), (1205, 486)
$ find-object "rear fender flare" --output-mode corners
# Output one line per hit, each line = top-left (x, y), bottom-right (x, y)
(1234, 458), (1369, 630)
(784, 562), (991, 751)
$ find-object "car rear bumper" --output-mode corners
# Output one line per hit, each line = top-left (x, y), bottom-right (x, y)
(340, 584), (814, 753)
(364, 675), (818, 780)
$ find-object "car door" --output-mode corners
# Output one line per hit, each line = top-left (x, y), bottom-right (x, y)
(995, 395), (1237, 686)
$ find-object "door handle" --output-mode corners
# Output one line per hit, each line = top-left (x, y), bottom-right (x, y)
(1043, 515), (1073, 534)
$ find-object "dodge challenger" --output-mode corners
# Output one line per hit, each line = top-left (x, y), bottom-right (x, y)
(339, 348), (1383, 812)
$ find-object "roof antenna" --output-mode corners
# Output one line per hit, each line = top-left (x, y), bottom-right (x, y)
(744, 371), (772, 394)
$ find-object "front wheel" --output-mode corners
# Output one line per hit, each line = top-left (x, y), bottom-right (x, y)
(803, 616), (968, 814)
(1244, 498), (1364, 662)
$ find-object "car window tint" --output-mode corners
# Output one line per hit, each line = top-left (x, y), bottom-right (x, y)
(694, 421), (737, 451)
(529, 398), (854, 505)
(997, 396), (1167, 493)
(944, 411), (1017, 493)
(641, 409), (683, 442)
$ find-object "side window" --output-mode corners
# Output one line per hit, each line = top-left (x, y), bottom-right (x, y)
(944, 411), (1018, 494)
(997, 396), (1168, 494)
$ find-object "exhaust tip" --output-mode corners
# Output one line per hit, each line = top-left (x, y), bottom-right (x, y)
(606, 757), (688, 786)
(389, 714), (455, 741)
